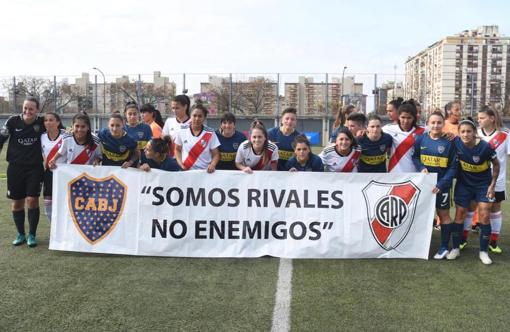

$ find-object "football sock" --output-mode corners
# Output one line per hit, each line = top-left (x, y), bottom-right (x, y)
(452, 223), (463, 249)
(44, 199), (52, 222)
(462, 211), (474, 242)
(12, 210), (25, 235)
(479, 224), (491, 252)
(28, 207), (40, 236)
(440, 224), (452, 250)
(490, 211), (502, 246)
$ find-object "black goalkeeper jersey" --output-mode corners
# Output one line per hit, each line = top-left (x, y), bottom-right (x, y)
(0, 115), (45, 166)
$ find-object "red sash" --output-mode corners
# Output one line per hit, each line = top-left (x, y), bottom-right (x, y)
(340, 149), (361, 172)
(71, 144), (98, 165)
(488, 131), (508, 150)
(45, 138), (63, 169)
(253, 150), (273, 170)
(183, 132), (212, 170)
(388, 127), (425, 171)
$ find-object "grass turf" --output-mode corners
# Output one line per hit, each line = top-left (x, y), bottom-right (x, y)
(0, 149), (509, 331)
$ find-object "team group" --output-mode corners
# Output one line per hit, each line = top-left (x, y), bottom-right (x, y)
(0, 95), (507, 265)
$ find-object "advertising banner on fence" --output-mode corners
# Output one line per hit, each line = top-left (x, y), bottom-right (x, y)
(49, 165), (436, 259)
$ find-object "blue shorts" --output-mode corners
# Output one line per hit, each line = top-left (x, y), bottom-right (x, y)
(454, 183), (494, 208)
(436, 188), (452, 210)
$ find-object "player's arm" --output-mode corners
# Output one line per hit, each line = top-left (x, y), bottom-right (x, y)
(207, 148), (219, 173)
(488, 156), (500, 198)
(436, 144), (457, 193)
(0, 118), (12, 155)
(411, 137), (426, 172)
(48, 152), (62, 169)
(174, 144), (185, 170)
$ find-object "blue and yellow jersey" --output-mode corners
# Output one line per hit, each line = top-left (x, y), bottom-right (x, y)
(267, 127), (301, 170)
(454, 137), (496, 188)
(215, 130), (246, 170)
(141, 155), (181, 172)
(412, 133), (456, 191)
(285, 153), (324, 172)
(125, 123), (152, 151)
(98, 129), (137, 166)
(357, 133), (392, 173)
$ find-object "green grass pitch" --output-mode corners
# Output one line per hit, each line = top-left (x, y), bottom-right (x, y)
(0, 150), (509, 331)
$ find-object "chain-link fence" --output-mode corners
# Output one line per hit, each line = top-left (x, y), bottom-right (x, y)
(2, 71), (509, 144)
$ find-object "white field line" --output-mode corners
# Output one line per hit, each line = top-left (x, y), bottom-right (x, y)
(271, 258), (293, 332)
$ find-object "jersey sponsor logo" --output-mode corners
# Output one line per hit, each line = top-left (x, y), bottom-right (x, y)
(137, 140), (148, 150)
(17, 137), (38, 145)
(360, 154), (386, 165)
(220, 152), (236, 162)
(68, 173), (127, 244)
(102, 148), (130, 162)
(420, 155), (448, 168)
(279, 150), (293, 160)
(362, 181), (420, 251)
(460, 160), (489, 172)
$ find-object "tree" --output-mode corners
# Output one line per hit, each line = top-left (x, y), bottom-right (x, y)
(238, 77), (276, 115)
(2, 76), (78, 113)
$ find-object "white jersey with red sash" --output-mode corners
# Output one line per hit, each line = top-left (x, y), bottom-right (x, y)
(235, 140), (279, 170)
(384, 124), (425, 173)
(174, 126), (220, 170)
(319, 145), (361, 172)
(58, 133), (102, 165)
(162, 117), (192, 141)
(478, 127), (510, 191)
(41, 129), (66, 169)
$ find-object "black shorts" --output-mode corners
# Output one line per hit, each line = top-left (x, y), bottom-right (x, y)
(43, 168), (53, 197)
(495, 191), (506, 203)
(7, 164), (44, 200)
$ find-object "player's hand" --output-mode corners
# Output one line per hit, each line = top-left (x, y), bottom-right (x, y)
(432, 187), (440, 194)
(487, 184), (496, 200)
(139, 163), (151, 172)
(242, 167), (253, 174)
(421, 169), (429, 174)
(121, 161), (132, 169)
(289, 167), (298, 172)
(48, 159), (57, 170)
(444, 132), (456, 141)
(207, 164), (216, 173)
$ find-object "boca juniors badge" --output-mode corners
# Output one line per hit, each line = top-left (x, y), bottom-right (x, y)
(68, 173), (127, 244)
(362, 180), (420, 250)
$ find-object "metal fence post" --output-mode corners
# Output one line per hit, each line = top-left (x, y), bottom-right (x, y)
(137, 74), (142, 105)
(53, 75), (58, 113)
(275, 73), (280, 127)
(229, 73), (233, 113)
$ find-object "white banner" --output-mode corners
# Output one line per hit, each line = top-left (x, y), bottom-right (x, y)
(50, 165), (437, 259)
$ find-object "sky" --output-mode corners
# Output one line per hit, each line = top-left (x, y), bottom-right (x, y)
(0, 0), (509, 101)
